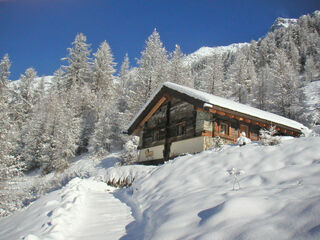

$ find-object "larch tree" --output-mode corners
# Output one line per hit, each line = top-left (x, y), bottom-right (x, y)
(270, 49), (303, 119)
(89, 41), (119, 156)
(168, 44), (192, 87)
(0, 54), (11, 95)
(198, 55), (224, 95)
(0, 55), (24, 179)
(227, 51), (256, 104)
(62, 33), (92, 89)
(253, 64), (272, 110)
(92, 41), (116, 95)
(137, 28), (169, 102)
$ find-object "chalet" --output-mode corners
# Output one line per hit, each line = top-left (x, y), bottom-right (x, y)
(127, 82), (307, 164)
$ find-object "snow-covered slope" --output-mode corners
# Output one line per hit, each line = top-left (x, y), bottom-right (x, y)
(1, 136), (320, 240)
(184, 43), (249, 66)
(10, 76), (54, 91)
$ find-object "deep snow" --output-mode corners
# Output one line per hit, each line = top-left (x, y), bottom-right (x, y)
(1, 136), (320, 240)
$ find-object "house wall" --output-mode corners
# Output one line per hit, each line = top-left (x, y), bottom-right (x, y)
(141, 98), (196, 149)
(138, 144), (164, 162)
(170, 136), (205, 158)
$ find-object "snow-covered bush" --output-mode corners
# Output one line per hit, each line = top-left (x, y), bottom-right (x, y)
(236, 132), (251, 146)
(259, 126), (281, 146)
(120, 136), (139, 165)
(212, 136), (224, 150)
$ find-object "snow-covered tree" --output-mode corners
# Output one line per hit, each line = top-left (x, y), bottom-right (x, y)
(168, 45), (192, 87)
(270, 50), (303, 119)
(0, 54), (11, 95)
(89, 101), (113, 157)
(305, 56), (318, 82)
(227, 51), (256, 103)
(92, 41), (116, 94)
(137, 29), (169, 102)
(253, 64), (272, 110)
(41, 94), (81, 173)
(259, 126), (281, 146)
(198, 55), (224, 95)
(62, 33), (92, 89)
(0, 55), (24, 179)
(117, 53), (132, 113)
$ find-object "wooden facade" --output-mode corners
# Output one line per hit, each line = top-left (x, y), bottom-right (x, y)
(128, 83), (304, 164)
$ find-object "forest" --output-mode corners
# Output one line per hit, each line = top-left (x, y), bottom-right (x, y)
(0, 11), (320, 180)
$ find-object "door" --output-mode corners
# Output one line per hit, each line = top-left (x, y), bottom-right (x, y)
(239, 124), (249, 138)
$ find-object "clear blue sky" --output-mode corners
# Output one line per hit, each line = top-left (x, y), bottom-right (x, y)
(1, 0), (319, 80)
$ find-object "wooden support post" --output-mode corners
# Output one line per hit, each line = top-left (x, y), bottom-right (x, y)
(163, 101), (172, 161)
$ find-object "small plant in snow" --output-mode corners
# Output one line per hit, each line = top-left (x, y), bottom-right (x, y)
(259, 125), (281, 146)
(106, 176), (135, 188)
(227, 167), (245, 190)
(236, 132), (251, 146)
(213, 136), (224, 150)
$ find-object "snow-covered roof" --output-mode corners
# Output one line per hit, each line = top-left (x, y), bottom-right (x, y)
(128, 82), (307, 134)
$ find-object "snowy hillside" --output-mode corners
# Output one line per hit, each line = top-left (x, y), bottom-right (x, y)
(183, 43), (249, 66)
(1, 136), (320, 240)
(10, 76), (54, 90)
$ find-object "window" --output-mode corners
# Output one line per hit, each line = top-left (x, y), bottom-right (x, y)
(152, 128), (165, 142)
(153, 130), (160, 141)
(176, 122), (186, 136)
(220, 122), (229, 135)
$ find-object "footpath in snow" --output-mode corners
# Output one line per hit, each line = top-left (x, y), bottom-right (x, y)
(0, 178), (134, 240)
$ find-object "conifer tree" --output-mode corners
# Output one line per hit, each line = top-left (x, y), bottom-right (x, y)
(137, 29), (169, 102)
(0, 55), (24, 179)
(62, 33), (92, 89)
(270, 50), (303, 119)
(0, 54), (11, 95)
(199, 55), (224, 95)
(92, 41), (116, 94)
(168, 45), (192, 87)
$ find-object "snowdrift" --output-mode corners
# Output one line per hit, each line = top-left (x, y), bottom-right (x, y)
(1, 136), (320, 240)
(119, 136), (320, 240)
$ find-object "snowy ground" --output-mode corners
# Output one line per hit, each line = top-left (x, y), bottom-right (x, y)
(1, 136), (320, 240)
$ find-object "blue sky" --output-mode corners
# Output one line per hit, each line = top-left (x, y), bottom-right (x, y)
(0, 0), (319, 80)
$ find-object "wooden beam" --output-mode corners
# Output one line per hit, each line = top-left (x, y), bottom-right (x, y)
(235, 116), (244, 121)
(209, 108), (217, 114)
(226, 113), (235, 119)
(196, 107), (206, 112)
(216, 110), (226, 116)
(140, 96), (166, 127)
(132, 96), (167, 135)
